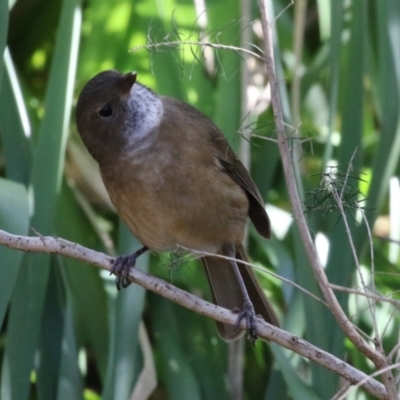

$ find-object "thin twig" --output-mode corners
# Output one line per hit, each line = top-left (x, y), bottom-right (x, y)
(322, 109), (397, 400)
(360, 205), (377, 317)
(328, 284), (400, 309)
(330, 382), (352, 400)
(131, 41), (265, 62)
(291, 0), (307, 127)
(330, 151), (380, 341)
(272, 0), (294, 25)
(179, 246), (327, 307)
(388, 342), (400, 362)
(336, 362), (400, 400)
(377, 236), (400, 245)
(339, 148), (358, 201)
(249, 134), (278, 143)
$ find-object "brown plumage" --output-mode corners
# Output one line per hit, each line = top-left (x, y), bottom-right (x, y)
(76, 70), (279, 341)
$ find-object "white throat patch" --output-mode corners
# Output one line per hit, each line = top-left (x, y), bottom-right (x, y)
(125, 83), (164, 144)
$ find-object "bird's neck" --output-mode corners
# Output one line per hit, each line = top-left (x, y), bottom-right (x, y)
(124, 83), (164, 149)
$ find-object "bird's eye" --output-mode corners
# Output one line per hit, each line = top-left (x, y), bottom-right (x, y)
(98, 106), (113, 118)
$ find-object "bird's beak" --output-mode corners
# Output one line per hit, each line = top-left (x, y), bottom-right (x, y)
(120, 72), (137, 96)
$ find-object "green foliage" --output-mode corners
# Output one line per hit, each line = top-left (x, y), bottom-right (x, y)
(1, 0), (400, 399)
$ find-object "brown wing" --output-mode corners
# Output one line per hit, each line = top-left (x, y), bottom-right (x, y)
(219, 157), (271, 239)
(167, 98), (271, 239)
(208, 132), (271, 240)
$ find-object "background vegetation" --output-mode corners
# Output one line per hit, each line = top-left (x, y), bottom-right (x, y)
(1, 0), (400, 399)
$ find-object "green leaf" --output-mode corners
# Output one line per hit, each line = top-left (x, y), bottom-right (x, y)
(366, 0), (400, 220)
(293, 225), (338, 397)
(149, 295), (203, 400)
(102, 223), (149, 400)
(0, 0), (8, 84)
(208, 0), (241, 149)
(324, 0), (366, 367)
(36, 266), (66, 400)
(323, 0), (344, 165)
(0, 178), (30, 328)
(56, 180), (109, 383)
(1, 1), (82, 399)
(270, 344), (320, 400)
(0, 50), (32, 184)
(1, 255), (45, 400)
(30, 1), (81, 230)
(56, 299), (84, 400)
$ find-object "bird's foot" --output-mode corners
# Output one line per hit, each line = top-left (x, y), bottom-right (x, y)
(111, 246), (148, 290)
(234, 300), (258, 345)
(111, 254), (137, 290)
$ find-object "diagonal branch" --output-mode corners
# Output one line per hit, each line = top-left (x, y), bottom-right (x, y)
(256, 1), (396, 393)
(0, 229), (390, 399)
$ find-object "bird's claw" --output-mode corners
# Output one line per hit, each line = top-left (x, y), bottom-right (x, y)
(111, 254), (138, 290)
(234, 301), (258, 344)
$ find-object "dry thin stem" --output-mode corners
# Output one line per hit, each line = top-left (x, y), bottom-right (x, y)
(180, 246), (327, 307)
(228, 3), (254, 398)
(291, 0), (307, 126)
(328, 284), (400, 309)
(272, 0), (294, 25)
(130, 323), (157, 400)
(359, 206), (376, 295)
(249, 134), (278, 143)
(330, 382), (352, 400)
(337, 362), (400, 400)
(330, 183), (398, 394)
(69, 182), (116, 256)
(331, 151), (379, 342)
(131, 41), (264, 62)
(359, 204), (381, 336)
(377, 236), (400, 245)
(0, 228), (390, 399)
(388, 342), (400, 362)
(256, 0), (395, 386)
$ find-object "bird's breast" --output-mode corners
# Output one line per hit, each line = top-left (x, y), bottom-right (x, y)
(100, 149), (248, 254)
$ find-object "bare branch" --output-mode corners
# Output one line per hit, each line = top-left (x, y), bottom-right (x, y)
(0, 228), (390, 399)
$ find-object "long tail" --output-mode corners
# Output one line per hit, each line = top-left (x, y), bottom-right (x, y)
(201, 244), (279, 341)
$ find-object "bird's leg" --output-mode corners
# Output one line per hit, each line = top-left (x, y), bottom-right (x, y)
(223, 244), (258, 344)
(111, 246), (148, 290)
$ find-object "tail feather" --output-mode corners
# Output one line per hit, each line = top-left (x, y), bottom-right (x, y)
(201, 244), (278, 341)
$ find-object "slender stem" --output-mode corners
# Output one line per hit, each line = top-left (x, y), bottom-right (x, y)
(131, 41), (264, 62)
(291, 0), (307, 126)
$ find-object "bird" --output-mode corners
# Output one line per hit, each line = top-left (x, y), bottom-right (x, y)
(76, 70), (279, 341)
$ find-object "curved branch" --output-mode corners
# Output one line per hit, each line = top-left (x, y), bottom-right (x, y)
(0, 229), (389, 399)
